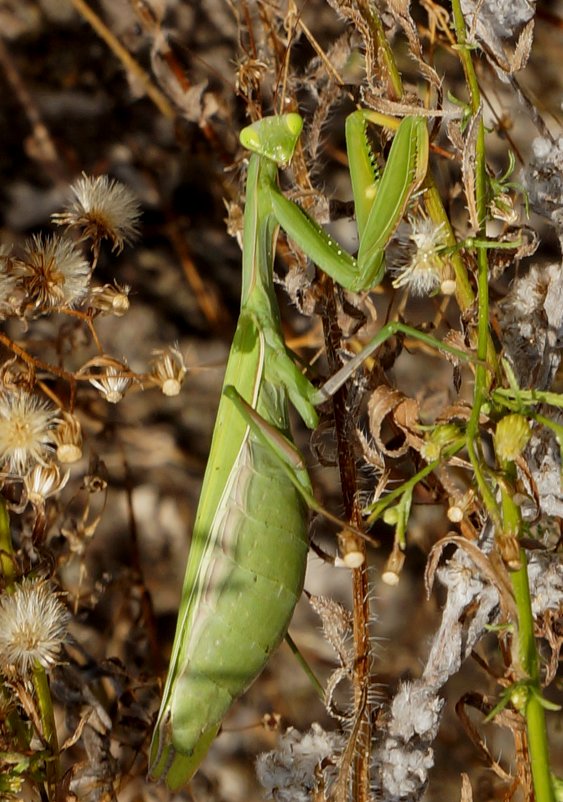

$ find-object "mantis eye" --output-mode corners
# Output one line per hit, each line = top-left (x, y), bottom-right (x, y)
(240, 113), (303, 167)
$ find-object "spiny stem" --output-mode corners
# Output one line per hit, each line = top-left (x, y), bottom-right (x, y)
(321, 274), (371, 802)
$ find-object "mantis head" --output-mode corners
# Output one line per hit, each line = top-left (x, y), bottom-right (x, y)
(240, 113), (303, 168)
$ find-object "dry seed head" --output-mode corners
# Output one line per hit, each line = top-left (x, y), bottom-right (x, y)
(0, 246), (20, 316)
(447, 505), (464, 523)
(392, 218), (448, 297)
(440, 278), (457, 295)
(382, 546), (405, 586)
(447, 490), (475, 523)
(24, 462), (70, 507)
(53, 174), (141, 253)
(18, 233), (90, 310)
(149, 345), (187, 397)
(0, 391), (59, 475)
(494, 413), (531, 463)
(89, 281), (131, 316)
(89, 365), (133, 403)
(53, 412), (83, 463)
(490, 191), (518, 225)
(0, 578), (70, 675)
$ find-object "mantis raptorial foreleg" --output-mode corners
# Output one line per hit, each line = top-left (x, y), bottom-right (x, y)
(241, 110), (429, 291)
(149, 111), (432, 790)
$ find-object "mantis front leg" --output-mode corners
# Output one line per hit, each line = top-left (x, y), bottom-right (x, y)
(240, 110), (429, 291)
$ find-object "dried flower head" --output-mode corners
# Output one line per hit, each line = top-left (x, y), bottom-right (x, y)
(0, 578), (70, 675)
(53, 174), (141, 253)
(52, 412), (83, 463)
(0, 391), (59, 475)
(0, 247), (20, 316)
(490, 189), (519, 224)
(149, 345), (187, 397)
(89, 281), (131, 316)
(24, 462), (70, 507)
(392, 218), (449, 296)
(18, 233), (90, 310)
(89, 365), (133, 403)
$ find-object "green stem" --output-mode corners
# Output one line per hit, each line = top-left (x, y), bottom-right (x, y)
(422, 178), (474, 310)
(0, 497), (16, 588)
(365, 441), (464, 523)
(449, 8), (553, 796)
(510, 555), (555, 802)
(494, 388), (563, 410)
(32, 663), (60, 796)
(450, 0), (501, 524)
(451, 2), (482, 115)
(500, 471), (554, 801)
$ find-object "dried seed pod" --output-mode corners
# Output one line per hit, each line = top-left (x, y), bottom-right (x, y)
(149, 345), (187, 397)
(53, 412), (83, 464)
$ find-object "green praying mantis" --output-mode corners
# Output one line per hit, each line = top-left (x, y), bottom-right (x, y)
(149, 109), (430, 789)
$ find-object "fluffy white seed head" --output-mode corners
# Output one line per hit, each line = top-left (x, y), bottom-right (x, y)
(0, 391), (59, 476)
(53, 174), (141, 253)
(392, 218), (448, 297)
(18, 233), (90, 310)
(0, 579), (70, 675)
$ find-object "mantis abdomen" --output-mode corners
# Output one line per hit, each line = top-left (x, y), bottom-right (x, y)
(150, 311), (311, 788)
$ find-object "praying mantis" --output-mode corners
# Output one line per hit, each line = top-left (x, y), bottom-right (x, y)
(149, 109), (430, 789)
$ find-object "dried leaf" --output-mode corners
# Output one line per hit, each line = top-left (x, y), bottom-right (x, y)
(425, 535), (517, 622)
(460, 772), (473, 802)
(387, 0), (441, 89)
(446, 118), (465, 155)
(455, 693), (515, 782)
(510, 18), (534, 72)
(309, 594), (354, 671)
(367, 385), (423, 458)
(462, 109), (482, 231)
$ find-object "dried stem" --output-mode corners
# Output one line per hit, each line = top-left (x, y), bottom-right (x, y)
(320, 274), (372, 801)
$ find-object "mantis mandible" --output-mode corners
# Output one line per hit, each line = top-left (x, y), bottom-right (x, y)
(149, 110), (429, 789)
